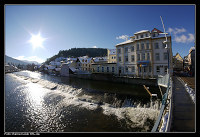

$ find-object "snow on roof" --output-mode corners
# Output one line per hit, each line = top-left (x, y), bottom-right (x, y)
(116, 39), (134, 46)
(134, 30), (149, 35)
(108, 49), (116, 55)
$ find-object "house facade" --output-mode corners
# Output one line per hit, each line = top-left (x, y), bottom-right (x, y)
(173, 53), (184, 72)
(91, 63), (117, 74)
(116, 28), (172, 78)
(107, 49), (116, 63)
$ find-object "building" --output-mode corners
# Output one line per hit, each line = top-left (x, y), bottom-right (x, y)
(78, 56), (95, 73)
(188, 46), (195, 76)
(91, 62), (117, 74)
(173, 53), (184, 72)
(115, 28), (172, 78)
(107, 49), (116, 63)
(60, 63), (69, 76)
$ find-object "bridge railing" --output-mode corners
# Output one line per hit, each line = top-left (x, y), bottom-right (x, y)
(151, 73), (173, 132)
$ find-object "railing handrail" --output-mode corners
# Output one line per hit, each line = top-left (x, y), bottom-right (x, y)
(151, 73), (171, 132)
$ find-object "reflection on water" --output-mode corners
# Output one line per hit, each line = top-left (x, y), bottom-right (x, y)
(5, 71), (161, 132)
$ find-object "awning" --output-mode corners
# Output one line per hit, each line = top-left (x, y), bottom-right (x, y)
(137, 61), (150, 64)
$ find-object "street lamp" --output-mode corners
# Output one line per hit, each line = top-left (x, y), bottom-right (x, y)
(160, 16), (170, 75)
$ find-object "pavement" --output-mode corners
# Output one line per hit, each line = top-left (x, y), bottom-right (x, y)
(170, 76), (195, 132)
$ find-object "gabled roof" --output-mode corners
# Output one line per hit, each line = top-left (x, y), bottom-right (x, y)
(151, 28), (163, 33)
(134, 30), (149, 35)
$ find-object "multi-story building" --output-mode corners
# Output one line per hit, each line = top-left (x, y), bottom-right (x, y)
(107, 49), (116, 63)
(188, 46), (195, 76)
(173, 53), (184, 72)
(78, 56), (94, 72)
(116, 28), (172, 78)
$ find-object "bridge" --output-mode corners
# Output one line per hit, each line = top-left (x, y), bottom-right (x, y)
(151, 74), (195, 132)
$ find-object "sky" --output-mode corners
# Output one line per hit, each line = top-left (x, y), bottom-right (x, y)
(5, 5), (195, 63)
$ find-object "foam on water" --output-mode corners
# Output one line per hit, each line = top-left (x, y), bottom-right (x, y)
(11, 73), (160, 131)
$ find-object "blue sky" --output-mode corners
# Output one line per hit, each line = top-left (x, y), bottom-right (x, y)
(5, 5), (195, 63)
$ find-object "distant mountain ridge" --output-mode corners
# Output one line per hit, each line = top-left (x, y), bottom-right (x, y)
(5, 55), (40, 65)
(44, 48), (107, 64)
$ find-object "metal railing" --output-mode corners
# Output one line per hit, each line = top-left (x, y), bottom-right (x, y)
(151, 73), (172, 132)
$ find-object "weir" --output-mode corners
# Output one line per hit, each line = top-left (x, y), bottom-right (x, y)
(9, 72), (161, 131)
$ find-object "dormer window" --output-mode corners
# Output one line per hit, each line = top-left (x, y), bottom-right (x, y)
(153, 33), (156, 37)
(141, 34), (143, 38)
(146, 33), (148, 37)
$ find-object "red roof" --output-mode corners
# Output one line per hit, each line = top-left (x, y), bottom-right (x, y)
(151, 28), (163, 33)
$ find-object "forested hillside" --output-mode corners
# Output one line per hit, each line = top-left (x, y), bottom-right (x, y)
(45, 48), (107, 64)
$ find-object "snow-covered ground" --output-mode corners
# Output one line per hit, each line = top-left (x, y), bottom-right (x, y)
(178, 77), (195, 103)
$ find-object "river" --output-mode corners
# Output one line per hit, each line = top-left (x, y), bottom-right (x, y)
(5, 70), (161, 132)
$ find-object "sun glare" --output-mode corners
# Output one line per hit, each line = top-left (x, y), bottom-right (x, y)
(29, 32), (46, 49)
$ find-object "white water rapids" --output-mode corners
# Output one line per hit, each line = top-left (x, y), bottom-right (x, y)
(9, 73), (160, 131)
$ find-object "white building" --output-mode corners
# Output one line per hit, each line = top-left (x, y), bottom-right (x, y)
(116, 28), (173, 78)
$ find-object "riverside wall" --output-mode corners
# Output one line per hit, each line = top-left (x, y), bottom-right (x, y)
(69, 73), (157, 86)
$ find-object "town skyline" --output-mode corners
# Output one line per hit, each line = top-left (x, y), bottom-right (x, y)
(5, 5), (195, 63)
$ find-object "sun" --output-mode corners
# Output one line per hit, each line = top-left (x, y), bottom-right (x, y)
(29, 32), (46, 49)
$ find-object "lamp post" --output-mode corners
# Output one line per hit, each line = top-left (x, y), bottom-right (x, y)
(160, 16), (170, 75)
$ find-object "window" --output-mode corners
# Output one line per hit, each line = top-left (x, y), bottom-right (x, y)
(131, 46), (134, 52)
(146, 33), (148, 37)
(147, 53), (150, 60)
(163, 43), (166, 48)
(146, 43), (149, 49)
(136, 35), (138, 39)
(141, 43), (144, 50)
(164, 52), (168, 60)
(125, 66), (128, 72)
(153, 33), (156, 37)
(112, 67), (115, 73)
(144, 67), (147, 73)
(137, 54), (140, 61)
(132, 66), (135, 72)
(97, 67), (99, 72)
(125, 47), (128, 53)
(137, 44), (140, 50)
(164, 66), (168, 73)
(142, 53), (145, 60)
(118, 48), (121, 54)
(118, 57), (121, 62)
(155, 43), (159, 49)
(139, 67), (141, 73)
(149, 66), (151, 72)
(131, 55), (135, 62)
(125, 56), (128, 62)
(102, 67), (104, 72)
(107, 67), (109, 72)
(141, 34), (143, 38)
(155, 53), (160, 61)
(156, 66), (160, 73)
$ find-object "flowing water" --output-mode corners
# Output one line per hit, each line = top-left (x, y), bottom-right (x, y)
(5, 70), (161, 132)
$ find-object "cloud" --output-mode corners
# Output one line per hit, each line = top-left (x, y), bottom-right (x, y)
(92, 46), (98, 48)
(167, 27), (186, 35)
(167, 27), (194, 43)
(14, 56), (45, 63)
(174, 33), (194, 43)
(116, 35), (129, 40)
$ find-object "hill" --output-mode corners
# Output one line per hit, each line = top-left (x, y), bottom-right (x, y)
(5, 55), (40, 65)
(44, 48), (107, 64)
